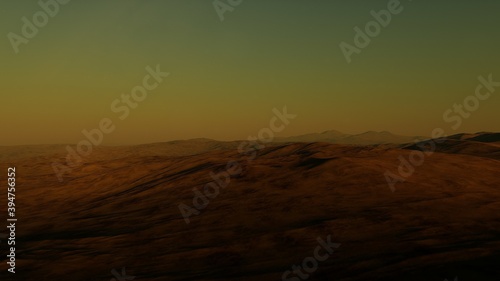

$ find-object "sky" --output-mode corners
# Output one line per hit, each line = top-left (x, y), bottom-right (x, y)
(1, 0), (499, 145)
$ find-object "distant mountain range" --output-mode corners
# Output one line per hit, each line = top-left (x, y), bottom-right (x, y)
(274, 130), (425, 145)
(3, 131), (499, 163)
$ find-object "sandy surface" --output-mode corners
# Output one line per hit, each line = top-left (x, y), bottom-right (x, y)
(0, 136), (499, 280)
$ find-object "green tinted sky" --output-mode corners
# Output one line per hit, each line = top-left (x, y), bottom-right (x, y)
(1, 0), (499, 145)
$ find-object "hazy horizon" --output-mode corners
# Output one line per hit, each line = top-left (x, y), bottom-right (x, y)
(2, 129), (499, 147)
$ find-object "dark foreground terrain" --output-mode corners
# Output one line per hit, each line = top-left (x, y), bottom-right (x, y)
(1, 134), (500, 280)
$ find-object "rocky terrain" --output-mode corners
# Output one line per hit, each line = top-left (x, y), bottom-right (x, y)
(0, 133), (499, 280)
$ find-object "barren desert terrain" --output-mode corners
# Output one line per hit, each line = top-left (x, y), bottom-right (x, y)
(1, 133), (500, 280)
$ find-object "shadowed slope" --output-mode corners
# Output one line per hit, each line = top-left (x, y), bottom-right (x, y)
(404, 133), (500, 160)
